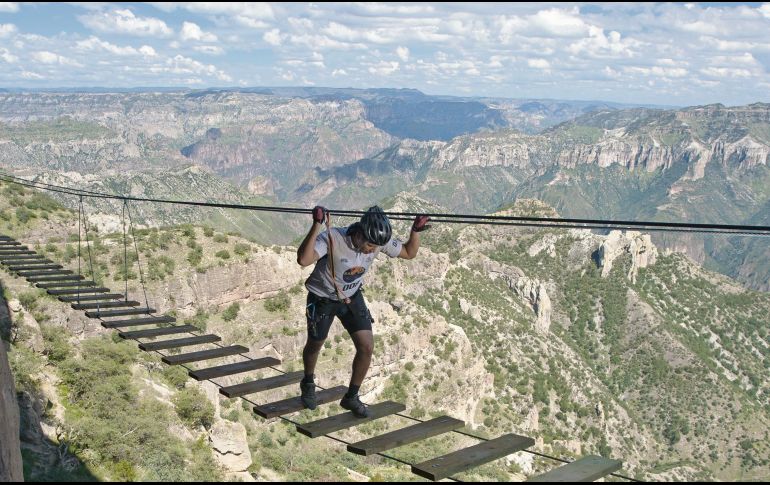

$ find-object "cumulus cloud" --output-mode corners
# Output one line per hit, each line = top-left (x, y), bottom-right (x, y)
(79, 9), (173, 37)
(31, 51), (83, 67)
(76, 36), (145, 56)
(193, 45), (224, 55)
(527, 58), (551, 70)
(0, 47), (18, 63)
(527, 7), (589, 37)
(567, 26), (640, 59)
(180, 21), (217, 42)
(164, 54), (232, 81)
(21, 71), (44, 79)
(0, 3), (18, 13)
(263, 28), (282, 46)
(368, 60), (399, 76)
(0, 23), (16, 37)
(396, 46), (409, 62)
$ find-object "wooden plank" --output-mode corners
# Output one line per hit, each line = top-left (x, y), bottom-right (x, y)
(119, 325), (198, 340)
(58, 294), (124, 302)
(47, 287), (110, 295)
(0, 251), (35, 256)
(0, 241), (21, 246)
(9, 264), (62, 271)
(162, 345), (248, 365)
(27, 275), (84, 282)
(189, 357), (281, 381)
(412, 433), (534, 481)
(348, 416), (465, 456)
(1, 256), (49, 262)
(37, 280), (97, 289)
(139, 334), (221, 352)
(101, 316), (176, 328)
(72, 300), (140, 310)
(254, 386), (347, 419)
(297, 401), (406, 438)
(526, 456), (622, 482)
(17, 269), (73, 277)
(85, 307), (155, 318)
(219, 371), (304, 398)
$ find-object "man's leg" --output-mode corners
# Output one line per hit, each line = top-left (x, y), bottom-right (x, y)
(349, 329), (374, 387)
(340, 330), (373, 418)
(302, 337), (325, 377)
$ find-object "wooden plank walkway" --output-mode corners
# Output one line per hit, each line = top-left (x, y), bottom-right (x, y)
(412, 433), (534, 481)
(526, 455), (622, 482)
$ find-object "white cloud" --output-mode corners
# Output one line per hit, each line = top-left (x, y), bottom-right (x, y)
(331, 68), (348, 77)
(567, 26), (639, 59)
(175, 2), (274, 20)
(0, 3), (18, 13)
(263, 28), (282, 46)
(761, 3), (770, 19)
(0, 47), (17, 63)
(527, 7), (589, 37)
(527, 58), (551, 70)
(0, 23), (16, 37)
(624, 66), (689, 78)
(79, 9), (173, 38)
(349, 4), (435, 16)
(20, 71), (44, 79)
(396, 46), (410, 62)
(289, 33), (367, 50)
(368, 60), (399, 76)
(165, 54), (232, 81)
(193, 45), (224, 55)
(700, 67), (753, 78)
(180, 21), (217, 42)
(139, 45), (157, 57)
(322, 22), (393, 44)
(31, 51), (83, 67)
(75, 36), (143, 56)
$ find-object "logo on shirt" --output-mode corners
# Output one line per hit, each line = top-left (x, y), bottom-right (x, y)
(343, 266), (366, 283)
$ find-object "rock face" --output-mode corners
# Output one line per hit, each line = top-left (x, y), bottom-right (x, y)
(0, 341), (23, 482)
(479, 256), (553, 334)
(597, 230), (658, 283)
(209, 420), (252, 473)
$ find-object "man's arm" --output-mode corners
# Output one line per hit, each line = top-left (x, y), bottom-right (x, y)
(398, 215), (430, 260)
(297, 206), (326, 267)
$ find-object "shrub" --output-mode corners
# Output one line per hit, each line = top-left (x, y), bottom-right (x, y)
(234, 243), (250, 256)
(222, 302), (240, 322)
(173, 387), (215, 429)
(264, 292), (291, 313)
(215, 250), (230, 260)
(213, 234), (228, 243)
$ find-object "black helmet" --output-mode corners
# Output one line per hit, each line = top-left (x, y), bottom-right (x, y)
(360, 206), (392, 245)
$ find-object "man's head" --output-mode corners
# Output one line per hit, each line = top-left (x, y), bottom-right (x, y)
(356, 205), (391, 252)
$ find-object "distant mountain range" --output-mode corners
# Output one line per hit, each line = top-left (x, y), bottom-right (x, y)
(0, 90), (766, 289)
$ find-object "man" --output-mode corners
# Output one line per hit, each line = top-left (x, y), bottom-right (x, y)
(296, 205), (430, 417)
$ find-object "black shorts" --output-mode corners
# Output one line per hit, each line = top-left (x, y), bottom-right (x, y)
(305, 290), (373, 341)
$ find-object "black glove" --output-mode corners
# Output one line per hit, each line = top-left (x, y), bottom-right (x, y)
(412, 215), (431, 232)
(312, 206), (327, 224)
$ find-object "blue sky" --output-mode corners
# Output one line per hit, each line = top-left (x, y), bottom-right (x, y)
(1, 2), (770, 106)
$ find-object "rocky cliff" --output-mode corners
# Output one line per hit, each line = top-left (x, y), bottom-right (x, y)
(0, 340), (23, 482)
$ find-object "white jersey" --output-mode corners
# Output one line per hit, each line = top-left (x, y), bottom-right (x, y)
(305, 225), (403, 300)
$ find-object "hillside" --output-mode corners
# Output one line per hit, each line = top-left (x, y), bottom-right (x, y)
(1, 182), (768, 481)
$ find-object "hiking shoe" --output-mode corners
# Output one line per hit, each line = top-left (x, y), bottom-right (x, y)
(340, 394), (369, 418)
(300, 381), (317, 410)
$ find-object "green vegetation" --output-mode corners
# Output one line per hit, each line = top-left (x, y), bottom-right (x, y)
(222, 302), (240, 322)
(264, 291), (291, 313)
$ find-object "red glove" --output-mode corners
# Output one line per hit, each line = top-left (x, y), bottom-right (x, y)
(312, 206), (327, 224)
(412, 215), (431, 232)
